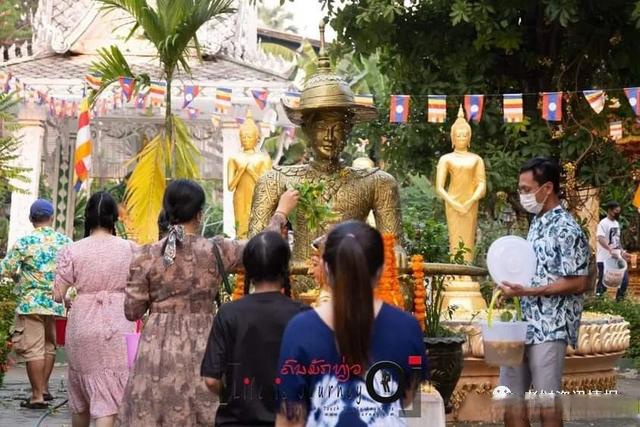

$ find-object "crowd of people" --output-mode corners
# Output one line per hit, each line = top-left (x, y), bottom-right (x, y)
(0, 156), (635, 427)
(1, 179), (427, 427)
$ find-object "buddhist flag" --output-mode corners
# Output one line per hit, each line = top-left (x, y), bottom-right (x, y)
(283, 91), (301, 108)
(251, 88), (269, 110)
(503, 93), (523, 123)
(215, 87), (232, 113)
(610, 121), (623, 140)
(464, 94), (484, 123)
(73, 98), (92, 191)
(183, 85), (200, 109)
(354, 94), (374, 106)
(427, 95), (446, 123)
(149, 81), (166, 106)
(583, 90), (605, 114)
(624, 87), (640, 116)
(187, 108), (199, 120)
(541, 92), (563, 121)
(118, 77), (136, 102)
(85, 72), (102, 91)
(389, 95), (410, 123)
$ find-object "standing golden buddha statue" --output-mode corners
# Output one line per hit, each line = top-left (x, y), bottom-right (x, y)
(248, 22), (402, 263)
(227, 111), (272, 238)
(436, 105), (487, 311)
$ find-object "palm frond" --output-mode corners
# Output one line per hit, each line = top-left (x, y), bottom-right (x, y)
(89, 46), (138, 104)
(96, 0), (164, 45)
(124, 133), (168, 244)
(172, 116), (201, 179)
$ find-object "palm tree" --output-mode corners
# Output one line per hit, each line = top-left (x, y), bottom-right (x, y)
(89, 0), (235, 243)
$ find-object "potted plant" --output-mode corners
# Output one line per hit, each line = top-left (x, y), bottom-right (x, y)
(418, 244), (469, 414)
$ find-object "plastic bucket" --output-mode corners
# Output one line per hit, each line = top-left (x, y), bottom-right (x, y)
(481, 321), (528, 367)
(125, 333), (141, 369)
(603, 257), (627, 288)
(54, 317), (67, 346)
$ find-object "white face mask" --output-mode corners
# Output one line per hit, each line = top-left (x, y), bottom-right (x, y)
(519, 186), (547, 214)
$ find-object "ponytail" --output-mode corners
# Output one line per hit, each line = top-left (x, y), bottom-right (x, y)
(332, 237), (374, 370)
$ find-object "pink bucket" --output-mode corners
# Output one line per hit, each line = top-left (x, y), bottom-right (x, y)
(125, 333), (140, 368)
(125, 320), (143, 369)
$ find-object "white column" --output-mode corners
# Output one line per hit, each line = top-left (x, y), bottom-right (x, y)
(7, 105), (46, 248)
(222, 120), (241, 238)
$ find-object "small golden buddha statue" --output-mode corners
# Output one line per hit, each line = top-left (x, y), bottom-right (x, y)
(227, 111), (272, 238)
(435, 105), (487, 311)
(436, 105), (486, 262)
(248, 22), (402, 263)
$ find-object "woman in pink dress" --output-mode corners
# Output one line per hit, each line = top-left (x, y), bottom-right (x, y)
(54, 191), (135, 427)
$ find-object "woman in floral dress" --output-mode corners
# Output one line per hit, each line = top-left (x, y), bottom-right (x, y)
(115, 179), (298, 426)
(54, 192), (135, 427)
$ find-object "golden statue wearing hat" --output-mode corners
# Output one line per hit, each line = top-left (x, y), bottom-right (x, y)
(227, 111), (272, 238)
(248, 22), (402, 262)
(436, 105), (487, 310)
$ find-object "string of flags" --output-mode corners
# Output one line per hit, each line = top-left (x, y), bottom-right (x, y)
(387, 88), (640, 141)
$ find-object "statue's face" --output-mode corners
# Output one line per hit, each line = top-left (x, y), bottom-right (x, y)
(303, 110), (353, 161)
(240, 130), (258, 150)
(451, 127), (471, 150)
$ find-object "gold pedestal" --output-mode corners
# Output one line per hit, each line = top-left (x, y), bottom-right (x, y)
(441, 277), (487, 312)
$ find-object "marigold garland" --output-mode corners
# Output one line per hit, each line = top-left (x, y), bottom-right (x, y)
(411, 255), (426, 331)
(375, 234), (403, 308)
(232, 272), (245, 300)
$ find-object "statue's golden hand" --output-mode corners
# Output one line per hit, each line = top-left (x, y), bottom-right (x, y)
(450, 200), (467, 214)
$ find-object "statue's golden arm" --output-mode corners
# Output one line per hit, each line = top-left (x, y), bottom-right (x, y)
(248, 171), (282, 238)
(372, 172), (403, 240)
(227, 158), (247, 192)
(467, 157), (487, 206)
(435, 158), (465, 213)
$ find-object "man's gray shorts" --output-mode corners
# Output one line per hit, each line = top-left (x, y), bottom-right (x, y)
(499, 340), (567, 396)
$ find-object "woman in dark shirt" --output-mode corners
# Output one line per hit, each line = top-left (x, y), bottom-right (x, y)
(202, 231), (308, 426)
(276, 221), (427, 427)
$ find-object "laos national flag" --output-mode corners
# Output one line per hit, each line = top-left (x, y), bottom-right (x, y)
(624, 87), (640, 116)
(183, 85), (200, 109)
(251, 88), (269, 110)
(118, 77), (136, 102)
(389, 95), (409, 123)
(464, 94), (484, 123)
(541, 92), (563, 121)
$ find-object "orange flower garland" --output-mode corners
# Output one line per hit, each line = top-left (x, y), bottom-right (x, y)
(411, 255), (426, 331)
(232, 272), (245, 300)
(375, 234), (403, 308)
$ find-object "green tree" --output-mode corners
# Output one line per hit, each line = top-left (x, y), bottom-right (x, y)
(0, 93), (29, 201)
(0, 0), (36, 47)
(257, 4), (298, 33)
(321, 0), (640, 217)
(89, 0), (235, 243)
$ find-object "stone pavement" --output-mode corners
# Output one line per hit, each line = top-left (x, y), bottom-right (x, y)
(1, 364), (639, 426)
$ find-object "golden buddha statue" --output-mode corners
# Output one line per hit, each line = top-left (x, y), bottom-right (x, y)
(435, 105), (487, 311)
(248, 22), (402, 263)
(227, 111), (272, 238)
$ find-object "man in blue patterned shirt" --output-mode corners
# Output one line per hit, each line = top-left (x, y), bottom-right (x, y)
(499, 157), (590, 427)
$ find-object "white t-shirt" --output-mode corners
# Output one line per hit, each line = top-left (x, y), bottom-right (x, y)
(596, 217), (622, 262)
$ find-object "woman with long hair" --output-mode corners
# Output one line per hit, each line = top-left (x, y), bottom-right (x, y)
(54, 191), (136, 427)
(116, 179), (298, 426)
(276, 221), (428, 426)
(201, 231), (308, 425)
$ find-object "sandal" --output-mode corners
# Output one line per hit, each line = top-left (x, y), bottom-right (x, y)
(20, 399), (49, 409)
(43, 392), (54, 401)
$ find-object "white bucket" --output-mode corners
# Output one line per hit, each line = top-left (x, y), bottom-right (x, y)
(481, 321), (528, 367)
(603, 257), (627, 288)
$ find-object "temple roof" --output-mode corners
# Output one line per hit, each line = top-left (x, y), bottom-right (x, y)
(7, 53), (288, 85)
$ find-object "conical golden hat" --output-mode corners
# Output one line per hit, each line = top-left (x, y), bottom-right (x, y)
(282, 21), (377, 125)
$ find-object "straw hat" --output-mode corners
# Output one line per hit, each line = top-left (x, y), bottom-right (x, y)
(282, 22), (378, 125)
